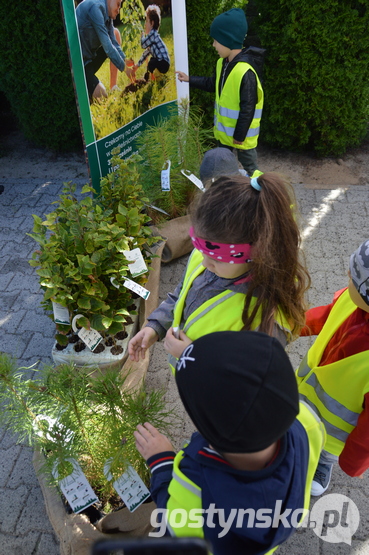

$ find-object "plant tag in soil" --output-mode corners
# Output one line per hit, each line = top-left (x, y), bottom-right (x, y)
(161, 159), (171, 191)
(78, 327), (103, 351)
(107, 462), (150, 512)
(53, 458), (99, 514)
(181, 169), (206, 192)
(52, 301), (70, 325)
(123, 248), (148, 277)
(123, 278), (150, 300)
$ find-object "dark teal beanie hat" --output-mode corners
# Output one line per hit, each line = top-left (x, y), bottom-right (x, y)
(210, 8), (247, 50)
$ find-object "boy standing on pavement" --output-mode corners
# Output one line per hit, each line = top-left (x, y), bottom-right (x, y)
(176, 9), (264, 177)
(135, 331), (325, 555)
(297, 239), (369, 495)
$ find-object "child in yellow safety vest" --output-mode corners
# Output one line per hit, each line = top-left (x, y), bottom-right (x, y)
(134, 331), (325, 555)
(176, 8), (265, 178)
(128, 172), (310, 370)
(297, 239), (369, 496)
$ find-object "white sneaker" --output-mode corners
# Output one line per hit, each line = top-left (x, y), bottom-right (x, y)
(311, 462), (333, 496)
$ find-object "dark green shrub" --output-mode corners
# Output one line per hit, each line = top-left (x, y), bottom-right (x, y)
(254, 0), (369, 156)
(0, 0), (81, 151)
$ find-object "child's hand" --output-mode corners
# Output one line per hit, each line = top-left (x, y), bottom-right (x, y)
(134, 422), (174, 460)
(128, 327), (158, 361)
(233, 138), (243, 145)
(176, 71), (189, 82)
(163, 327), (192, 358)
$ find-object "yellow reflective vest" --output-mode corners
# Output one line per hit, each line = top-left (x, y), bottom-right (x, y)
(296, 288), (369, 456)
(165, 402), (325, 553)
(168, 249), (291, 374)
(214, 58), (264, 150)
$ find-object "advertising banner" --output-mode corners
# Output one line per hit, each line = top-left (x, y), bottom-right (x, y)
(60, 0), (189, 189)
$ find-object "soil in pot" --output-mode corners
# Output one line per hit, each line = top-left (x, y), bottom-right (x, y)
(93, 343), (106, 354)
(114, 330), (128, 341)
(55, 343), (67, 351)
(105, 337), (114, 347)
(68, 334), (79, 344)
(111, 345), (123, 355)
(74, 342), (86, 352)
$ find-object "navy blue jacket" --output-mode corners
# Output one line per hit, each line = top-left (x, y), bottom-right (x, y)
(147, 421), (309, 555)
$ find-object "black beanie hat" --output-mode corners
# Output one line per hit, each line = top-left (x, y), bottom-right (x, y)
(210, 8), (248, 50)
(175, 331), (299, 454)
(199, 147), (241, 183)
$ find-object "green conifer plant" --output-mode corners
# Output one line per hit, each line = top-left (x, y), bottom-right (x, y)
(0, 353), (174, 512)
(137, 101), (213, 223)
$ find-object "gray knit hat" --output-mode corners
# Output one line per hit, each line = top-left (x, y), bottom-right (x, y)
(350, 239), (369, 306)
(199, 147), (243, 184)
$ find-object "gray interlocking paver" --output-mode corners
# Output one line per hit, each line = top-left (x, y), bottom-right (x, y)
(0, 135), (369, 555)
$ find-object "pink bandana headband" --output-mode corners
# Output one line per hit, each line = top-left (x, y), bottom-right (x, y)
(189, 227), (252, 264)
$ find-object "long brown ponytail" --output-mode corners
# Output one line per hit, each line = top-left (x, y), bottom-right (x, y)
(191, 173), (310, 339)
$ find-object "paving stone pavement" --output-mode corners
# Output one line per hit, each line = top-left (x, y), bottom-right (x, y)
(1, 156), (369, 554)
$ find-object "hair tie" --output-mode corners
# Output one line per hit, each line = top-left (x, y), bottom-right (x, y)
(250, 177), (261, 191)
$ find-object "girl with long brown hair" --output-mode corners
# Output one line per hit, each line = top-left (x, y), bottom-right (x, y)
(128, 172), (310, 368)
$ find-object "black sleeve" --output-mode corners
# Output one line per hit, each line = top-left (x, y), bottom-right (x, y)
(189, 74), (216, 93)
(233, 70), (257, 143)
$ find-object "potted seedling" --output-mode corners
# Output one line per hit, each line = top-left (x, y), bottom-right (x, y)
(136, 101), (213, 262)
(28, 153), (162, 368)
(0, 352), (175, 552)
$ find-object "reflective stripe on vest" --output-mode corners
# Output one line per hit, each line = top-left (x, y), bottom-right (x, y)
(296, 288), (369, 455)
(166, 401), (324, 551)
(213, 59), (264, 150)
(168, 249), (291, 374)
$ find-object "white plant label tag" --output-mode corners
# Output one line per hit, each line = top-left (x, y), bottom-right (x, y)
(123, 278), (150, 300)
(123, 248), (148, 278)
(78, 327), (103, 351)
(53, 458), (98, 514)
(52, 302), (70, 325)
(161, 160), (171, 191)
(111, 463), (150, 512)
(181, 169), (206, 192)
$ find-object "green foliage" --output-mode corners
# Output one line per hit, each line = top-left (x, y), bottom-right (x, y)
(254, 0), (369, 156)
(0, 0), (80, 151)
(185, 0), (248, 127)
(0, 353), (174, 509)
(28, 154), (160, 338)
(137, 101), (213, 222)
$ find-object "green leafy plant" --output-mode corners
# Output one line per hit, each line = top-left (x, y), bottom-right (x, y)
(0, 353), (175, 511)
(137, 101), (213, 223)
(28, 153), (160, 346)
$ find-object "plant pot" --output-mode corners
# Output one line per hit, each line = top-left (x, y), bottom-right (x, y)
(33, 450), (155, 555)
(157, 214), (193, 263)
(51, 302), (140, 370)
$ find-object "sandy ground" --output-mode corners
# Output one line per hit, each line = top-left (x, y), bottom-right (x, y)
(2, 127), (369, 185)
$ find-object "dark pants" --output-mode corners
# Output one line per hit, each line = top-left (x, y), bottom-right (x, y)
(218, 142), (258, 177)
(144, 57), (170, 80)
(84, 46), (108, 98)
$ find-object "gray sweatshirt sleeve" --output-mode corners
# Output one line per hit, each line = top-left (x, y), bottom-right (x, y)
(145, 276), (184, 340)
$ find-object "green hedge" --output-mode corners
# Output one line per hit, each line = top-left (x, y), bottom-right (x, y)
(254, 0), (369, 156)
(0, 0), (81, 151)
